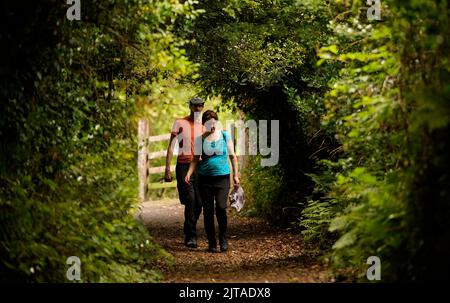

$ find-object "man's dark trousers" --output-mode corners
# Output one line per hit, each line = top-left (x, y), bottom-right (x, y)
(176, 163), (202, 243)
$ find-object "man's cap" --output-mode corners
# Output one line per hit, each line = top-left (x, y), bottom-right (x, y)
(189, 97), (205, 105)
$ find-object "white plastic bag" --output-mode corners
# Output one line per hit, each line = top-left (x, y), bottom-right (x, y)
(229, 186), (245, 212)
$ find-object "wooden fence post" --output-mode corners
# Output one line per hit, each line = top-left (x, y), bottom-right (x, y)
(138, 119), (149, 202)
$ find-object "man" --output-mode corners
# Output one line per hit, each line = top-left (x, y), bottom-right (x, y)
(164, 97), (205, 248)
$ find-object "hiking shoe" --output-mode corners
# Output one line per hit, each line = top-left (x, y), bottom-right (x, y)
(185, 238), (197, 248)
(219, 237), (228, 252)
(207, 241), (217, 253)
(207, 246), (218, 253)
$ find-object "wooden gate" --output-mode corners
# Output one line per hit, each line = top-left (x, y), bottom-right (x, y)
(138, 119), (177, 202)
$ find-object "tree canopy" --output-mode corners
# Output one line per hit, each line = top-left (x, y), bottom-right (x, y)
(1, 0), (449, 282)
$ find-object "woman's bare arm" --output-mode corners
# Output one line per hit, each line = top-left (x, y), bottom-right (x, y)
(227, 139), (239, 186)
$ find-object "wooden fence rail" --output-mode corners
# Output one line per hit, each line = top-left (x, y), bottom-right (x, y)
(138, 119), (177, 202)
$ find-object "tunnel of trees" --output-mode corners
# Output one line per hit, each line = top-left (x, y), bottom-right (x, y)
(1, 0), (449, 282)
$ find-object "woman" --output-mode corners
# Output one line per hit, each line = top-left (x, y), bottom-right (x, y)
(185, 110), (239, 252)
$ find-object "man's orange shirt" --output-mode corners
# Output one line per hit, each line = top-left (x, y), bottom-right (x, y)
(171, 116), (204, 164)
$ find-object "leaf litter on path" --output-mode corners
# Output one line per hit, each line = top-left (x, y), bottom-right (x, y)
(140, 199), (332, 283)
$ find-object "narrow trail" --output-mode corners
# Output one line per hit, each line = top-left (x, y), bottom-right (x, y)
(140, 199), (332, 283)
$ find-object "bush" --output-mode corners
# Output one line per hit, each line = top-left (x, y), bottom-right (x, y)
(0, 139), (172, 282)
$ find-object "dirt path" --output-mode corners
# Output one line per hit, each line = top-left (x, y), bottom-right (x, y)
(139, 199), (332, 283)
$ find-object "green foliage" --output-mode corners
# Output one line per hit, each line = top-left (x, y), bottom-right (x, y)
(241, 155), (283, 220)
(186, 0), (450, 281)
(2, 0), (449, 283)
(2, 140), (172, 282)
(182, 0), (339, 225)
(300, 160), (345, 246)
(0, 0), (197, 282)
(184, 0), (332, 99)
(300, 0), (450, 281)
